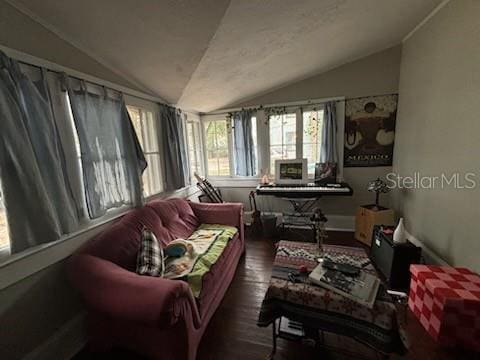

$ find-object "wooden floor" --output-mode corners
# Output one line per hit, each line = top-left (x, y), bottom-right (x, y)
(74, 229), (478, 360)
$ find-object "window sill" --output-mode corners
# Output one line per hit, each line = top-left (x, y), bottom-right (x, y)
(208, 177), (262, 188)
(0, 185), (200, 290)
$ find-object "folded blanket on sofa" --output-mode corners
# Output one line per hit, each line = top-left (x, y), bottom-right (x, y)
(164, 224), (238, 297)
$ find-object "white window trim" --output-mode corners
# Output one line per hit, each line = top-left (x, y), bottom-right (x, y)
(185, 114), (205, 182)
(201, 96), (345, 183)
(125, 96), (164, 197)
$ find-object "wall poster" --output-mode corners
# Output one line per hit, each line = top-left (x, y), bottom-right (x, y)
(344, 94), (398, 167)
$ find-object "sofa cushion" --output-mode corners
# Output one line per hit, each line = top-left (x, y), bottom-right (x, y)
(196, 231), (243, 318)
(146, 198), (199, 246)
(136, 228), (165, 277)
(78, 206), (162, 271)
(77, 199), (200, 271)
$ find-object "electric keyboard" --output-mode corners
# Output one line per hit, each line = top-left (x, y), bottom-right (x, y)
(256, 183), (353, 198)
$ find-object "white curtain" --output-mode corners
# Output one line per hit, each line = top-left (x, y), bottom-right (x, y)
(66, 77), (146, 219)
(320, 101), (338, 164)
(0, 52), (80, 253)
(233, 110), (257, 176)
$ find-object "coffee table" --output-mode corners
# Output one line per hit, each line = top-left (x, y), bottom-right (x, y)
(257, 241), (408, 359)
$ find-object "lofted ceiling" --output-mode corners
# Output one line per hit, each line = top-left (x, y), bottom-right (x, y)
(9, 0), (442, 112)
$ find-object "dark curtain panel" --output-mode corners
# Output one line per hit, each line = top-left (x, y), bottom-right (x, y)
(159, 104), (188, 191)
(0, 52), (79, 253)
(66, 77), (145, 219)
(233, 110), (256, 176)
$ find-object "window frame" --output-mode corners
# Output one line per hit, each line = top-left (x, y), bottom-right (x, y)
(185, 113), (205, 184)
(125, 97), (164, 199)
(200, 103), (342, 183)
(301, 106), (326, 178)
(201, 113), (261, 179)
(201, 114), (233, 178)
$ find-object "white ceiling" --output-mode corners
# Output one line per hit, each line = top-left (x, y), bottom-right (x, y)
(10, 0), (441, 112)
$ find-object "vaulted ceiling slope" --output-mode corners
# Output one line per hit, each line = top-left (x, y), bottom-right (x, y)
(9, 0), (441, 112)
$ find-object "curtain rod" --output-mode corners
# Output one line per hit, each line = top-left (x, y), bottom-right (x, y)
(0, 44), (170, 106)
(203, 93), (399, 116)
(18, 59), (171, 106)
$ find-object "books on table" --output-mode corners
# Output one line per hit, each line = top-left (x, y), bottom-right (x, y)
(308, 264), (380, 309)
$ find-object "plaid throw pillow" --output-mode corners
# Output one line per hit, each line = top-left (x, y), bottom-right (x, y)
(136, 228), (164, 277)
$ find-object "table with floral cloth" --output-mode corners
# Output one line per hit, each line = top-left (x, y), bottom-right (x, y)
(257, 241), (408, 356)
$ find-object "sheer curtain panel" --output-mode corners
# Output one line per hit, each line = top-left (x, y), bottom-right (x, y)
(233, 110), (256, 176)
(320, 101), (338, 164)
(0, 52), (80, 253)
(66, 77), (146, 219)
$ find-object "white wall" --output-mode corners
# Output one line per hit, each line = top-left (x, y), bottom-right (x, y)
(392, 0), (480, 272)
(213, 46), (402, 219)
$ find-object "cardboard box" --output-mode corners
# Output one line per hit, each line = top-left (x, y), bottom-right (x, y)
(354, 205), (394, 246)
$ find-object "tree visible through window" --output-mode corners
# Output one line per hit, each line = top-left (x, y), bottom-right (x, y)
(204, 119), (230, 176)
(303, 109), (324, 176)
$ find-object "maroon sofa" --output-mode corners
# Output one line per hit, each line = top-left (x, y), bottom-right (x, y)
(68, 198), (244, 360)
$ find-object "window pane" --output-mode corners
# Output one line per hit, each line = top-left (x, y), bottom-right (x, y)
(269, 113), (297, 175)
(187, 122), (202, 178)
(142, 111), (158, 152)
(127, 105), (162, 195)
(207, 150), (219, 176)
(283, 114), (296, 145)
(0, 182), (10, 250)
(270, 145), (283, 175)
(127, 106), (143, 149)
(143, 153), (162, 196)
(204, 119), (230, 176)
(303, 110), (324, 176)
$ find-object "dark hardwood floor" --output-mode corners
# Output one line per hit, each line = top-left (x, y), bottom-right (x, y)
(74, 229), (478, 360)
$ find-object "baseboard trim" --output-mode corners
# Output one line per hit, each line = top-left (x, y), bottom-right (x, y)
(405, 230), (449, 266)
(24, 312), (87, 360)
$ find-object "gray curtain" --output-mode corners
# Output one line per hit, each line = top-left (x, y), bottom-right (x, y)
(159, 104), (189, 191)
(320, 101), (338, 164)
(0, 52), (79, 253)
(233, 110), (256, 176)
(66, 77), (146, 219)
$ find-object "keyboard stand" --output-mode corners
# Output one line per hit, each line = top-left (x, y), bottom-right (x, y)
(256, 183), (352, 243)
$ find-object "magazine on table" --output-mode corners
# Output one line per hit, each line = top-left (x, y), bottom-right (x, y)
(308, 263), (380, 309)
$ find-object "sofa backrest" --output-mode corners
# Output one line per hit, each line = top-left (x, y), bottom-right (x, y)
(76, 198), (199, 271)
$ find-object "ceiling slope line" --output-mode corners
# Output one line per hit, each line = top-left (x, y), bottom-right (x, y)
(402, 0), (451, 43)
(5, 0), (159, 98)
(176, 0), (233, 109)
(216, 42), (401, 112)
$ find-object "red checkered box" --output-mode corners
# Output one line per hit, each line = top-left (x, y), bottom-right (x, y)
(408, 264), (480, 351)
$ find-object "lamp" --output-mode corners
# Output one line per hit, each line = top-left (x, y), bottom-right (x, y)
(367, 178), (390, 209)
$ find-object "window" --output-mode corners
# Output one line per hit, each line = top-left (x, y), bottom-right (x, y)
(204, 118), (230, 176)
(186, 119), (204, 180)
(269, 113), (297, 175)
(127, 105), (163, 196)
(302, 109), (324, 176)
(0, 181), (10, 252)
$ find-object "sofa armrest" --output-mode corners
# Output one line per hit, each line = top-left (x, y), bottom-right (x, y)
(68, 254), (201, 328)
(188, 202), (243, 228)
(189, 202), (245, 250)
